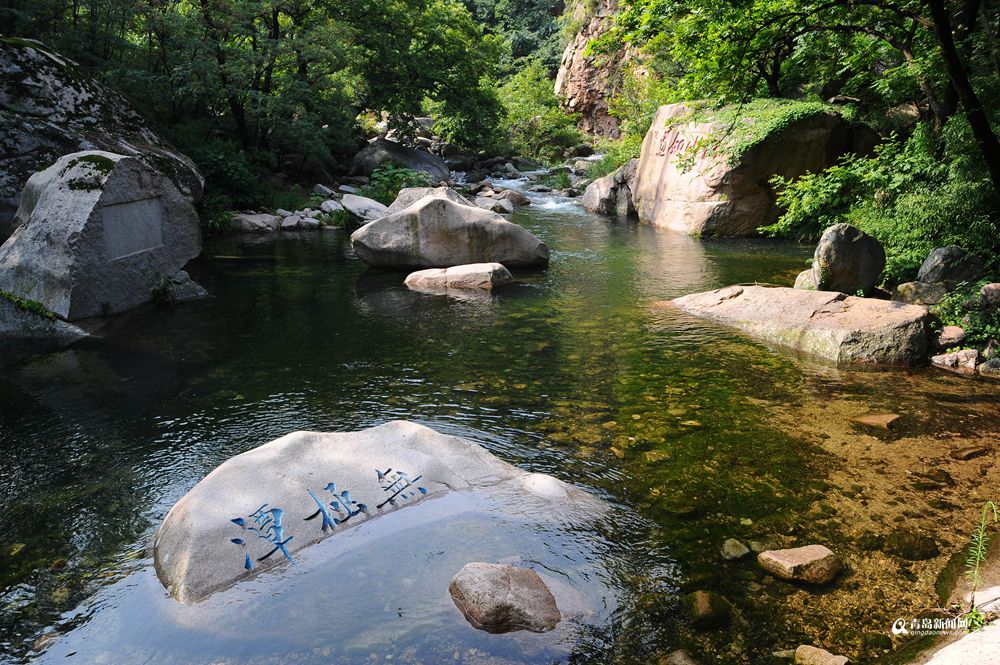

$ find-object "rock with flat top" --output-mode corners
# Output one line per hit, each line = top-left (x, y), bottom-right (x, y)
(669, 286), (930, 366)
(405, 263), (514, 293)
(794, 645), (849, 665)
(934, 326), (966, 350)
(758, 545), (842, 585)
(230, 213), (279, 233)
(449, 562), (560, 633)
(893, 281), (947, 305)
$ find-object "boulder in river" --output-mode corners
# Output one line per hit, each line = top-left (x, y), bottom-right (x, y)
(758, 545), (843, 585)
(230, 213), (280, 234)
(351, 138), (450, 183)
(669, 286), (930, 366)
(0, 151), (202, 320)
(449, 562), (561, 633)
(351, 195), (549, 269)
(631, 102), (877, 235)
(682, 590), (732, 630)
(0, 39), (202, 239)
(794, 645), (849, 665)
(0, 292), (87, 343)
(931, 348), (980, 375)
(154, 420), (605, 603)
(811, 224), (885, 294)
(475, 196), (515, 214)
(405, 263), (514, 293)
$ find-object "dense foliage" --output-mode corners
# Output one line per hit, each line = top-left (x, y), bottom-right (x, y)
(462, 0), (566, 72)
(1, 0), (504, 209)
(496, 59), (584, 161)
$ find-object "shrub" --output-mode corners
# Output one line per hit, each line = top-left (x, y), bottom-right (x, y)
(764, 118), (1000, 284)
(587, 134), (644, 179)
(932, 280), (1000, 345)
(497, 59), (584, 162)
(360, 164), (431, 205)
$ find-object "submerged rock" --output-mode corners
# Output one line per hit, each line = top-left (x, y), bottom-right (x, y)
(721, 538), (750, 561)
(794, 645), (849, 665)
(669, 286), (930, 366)
(758, 545), (842, 585)
(884, 530), (939, 561)
(449, 562), (561, 633)
(811, 224), (885, 295)
(154, 421), (605, 603)
(351, 139), (450, 182)
(0, 39), (203, 239)
(682, 590), (732, 630)
(351, 196), (549, 269)
(405, 263), (514, 293)
(0, 151), (202, 320)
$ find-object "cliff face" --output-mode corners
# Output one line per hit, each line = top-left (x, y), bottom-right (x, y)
(554, 0), (631, 138)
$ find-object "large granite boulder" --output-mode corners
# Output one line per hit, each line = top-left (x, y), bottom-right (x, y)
(0, 151), (202, 320)
(351, 195), (549, 269)
(812, 224), (885, 294)
(669, 285), (930, 365)
(341, 193), (388, 223)
(582, 159), (638, 218)
(352, 139), (450, 182)
(917, 245), (985, 285)
(154, 420), (605, 603)
(0, 39), (202, 239)
(632, 103), (877, 235)
(387, 186), (473, 215)
(449, 562), (561, 633)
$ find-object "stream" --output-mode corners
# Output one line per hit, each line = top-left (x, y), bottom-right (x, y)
(1, 184), (999, 664)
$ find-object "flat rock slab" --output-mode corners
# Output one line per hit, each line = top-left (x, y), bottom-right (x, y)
(449, 562), (561, 633)
(405, 263), (514, 293)
(850, 413), (901, 430)
(758, 545), (843, 585)
(670, 286), (930, 366)
(950, 444), (991, 460)
(154, 421), (603, 603)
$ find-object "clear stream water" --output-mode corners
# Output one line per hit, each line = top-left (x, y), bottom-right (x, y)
(1, 190), (998, 664)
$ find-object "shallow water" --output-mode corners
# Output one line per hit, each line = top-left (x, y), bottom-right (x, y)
(1, 191), (998, 664)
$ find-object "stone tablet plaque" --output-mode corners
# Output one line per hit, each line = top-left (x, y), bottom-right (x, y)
(102, 197), (164, 261)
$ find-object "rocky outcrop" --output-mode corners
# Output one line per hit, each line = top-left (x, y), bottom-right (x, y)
(758, 545), (843, 585)
(669, 286), (930, 366)
(811, 223), (885, 294)
(351, 195), (549, 269)
(555, 0), (633, 137)
(154, 420), (606, 603)
(0, 151), (202, 320)
(405, 263), (514, 292)
(449, 562), (561, 633)
(632, 103), (877, 235)
(351, 139), (450, 182)
(0, 39), (202, 239)
(582, 159), (638, 217)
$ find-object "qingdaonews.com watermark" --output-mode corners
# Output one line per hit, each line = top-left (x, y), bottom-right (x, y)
(892, 616), (973, 636)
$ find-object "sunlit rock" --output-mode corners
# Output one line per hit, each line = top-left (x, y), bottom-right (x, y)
(405, 263), (514, 293)
(154, 420), (606, 603)
(351, 195), (549, 269)
(670, 286), (930, 366)
(757, 544), (843, 585)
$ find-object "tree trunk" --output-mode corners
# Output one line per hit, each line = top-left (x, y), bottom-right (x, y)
(928, 0), (1000, 195)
